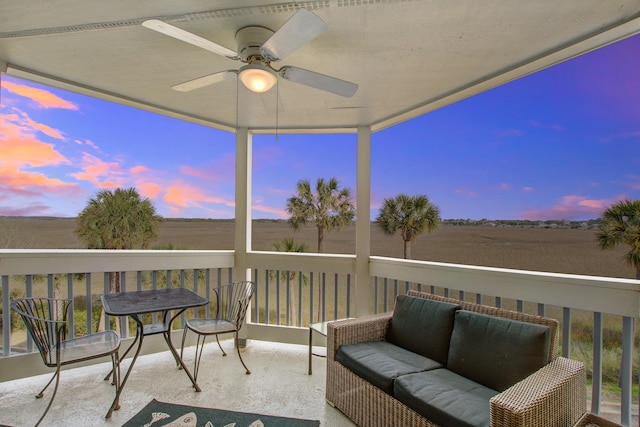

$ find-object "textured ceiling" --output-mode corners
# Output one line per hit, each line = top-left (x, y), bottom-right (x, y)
(2, 0), (640, 133)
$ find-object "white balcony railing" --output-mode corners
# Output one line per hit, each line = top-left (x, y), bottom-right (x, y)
(1, 249), (639, 425)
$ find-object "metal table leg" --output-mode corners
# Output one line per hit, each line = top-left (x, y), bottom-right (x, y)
(106, 315), (144, 419)
(164, 309), (202, 391)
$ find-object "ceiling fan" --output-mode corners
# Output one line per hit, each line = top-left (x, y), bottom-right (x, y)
(142, 8), (358, 98)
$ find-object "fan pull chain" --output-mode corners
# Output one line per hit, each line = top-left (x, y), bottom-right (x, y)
(275, 83), (279, 141)
(235, 75), (239, 134)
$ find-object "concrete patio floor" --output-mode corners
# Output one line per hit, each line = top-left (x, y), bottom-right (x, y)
(0, 340), (355, 427)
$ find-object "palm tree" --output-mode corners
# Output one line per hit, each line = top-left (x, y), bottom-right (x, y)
(75, 187), (162, 252)
(75, 187), (162, 333)
(271, 237), (309, 325)
(286, 177), (355, 253)
(596, 199), (640, 279)
(377, 194), (441, 259)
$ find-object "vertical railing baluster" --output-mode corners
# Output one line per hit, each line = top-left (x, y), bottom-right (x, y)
(151, 271), (158, 324)
(620, 316), (633, 426)
(103, 272), (110, 332)
(166, 270), (172, 288)
(383, 278), (389, 312)
(2, 276), (9, 357)
(346, 274), (351, 318)
(334, 273), (339, 320)
(591, 312), (603, 415)
(252, 269), (258, 322)
(180, 270), (185, 328)
(26, 275), (33, 297)
(309, 272), (314, 325)
(374, 276), (379, 314)
(120, 272), (127, 338)
(206, 269), (212, 319)
(321, 272), (326, 322)
(562, 307), (571, 358)
(47, 274), (54, 298)
(86, 273), (92, 336)
(286, 272), (291, 326)
(67, 274), (74, 339)
(265, 270), (270, 325)
(393, 279), (399, 302)
(193, 269), (199, 318)
(298, 272), (303, 327)
(276, 272), (281, 326)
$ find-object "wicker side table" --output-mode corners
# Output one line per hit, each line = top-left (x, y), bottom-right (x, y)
(574, 412), (623, 427)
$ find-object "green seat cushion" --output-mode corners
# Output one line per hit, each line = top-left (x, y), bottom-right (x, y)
(394, 369), (498, 427)
(387, 295), (460, 364)
(447, 310), (551, 391)
(336, 341), (443, 394)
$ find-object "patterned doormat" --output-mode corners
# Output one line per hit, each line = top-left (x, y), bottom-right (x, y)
(121, 399), (321, 427)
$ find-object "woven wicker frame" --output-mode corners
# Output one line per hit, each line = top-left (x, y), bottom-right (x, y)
(326, 291), (587, 427)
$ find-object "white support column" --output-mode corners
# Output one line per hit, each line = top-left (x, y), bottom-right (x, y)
(234, 128), (252, 280)
(356, 125), (372, 317)
(235, 128), (252, 346)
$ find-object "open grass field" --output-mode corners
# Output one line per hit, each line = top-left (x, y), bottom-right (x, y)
(1, 217), (635, 279)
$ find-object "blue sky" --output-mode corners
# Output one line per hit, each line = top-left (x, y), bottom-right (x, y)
(1, 34), (639, 220)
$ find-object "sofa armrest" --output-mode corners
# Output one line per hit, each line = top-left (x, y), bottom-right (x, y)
(327, 312), (392, 359)
(490, 357), (586, 427)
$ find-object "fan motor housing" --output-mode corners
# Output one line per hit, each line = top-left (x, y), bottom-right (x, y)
(235, 26), (274, 62)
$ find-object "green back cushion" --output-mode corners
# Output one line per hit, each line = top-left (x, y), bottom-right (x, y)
(447, 310), (551, 391)
(387, 295), (460, 364)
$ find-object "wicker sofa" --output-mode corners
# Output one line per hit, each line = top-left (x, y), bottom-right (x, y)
(326, 290), (587, 427)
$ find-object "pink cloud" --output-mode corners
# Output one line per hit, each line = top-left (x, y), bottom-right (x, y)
(74, 139), (99, 150)
(0, 112), (69, 167)
(2, 81), (78, 110)
(626, 175), (640, 190)
(252, 204), (288, 218)
(522, 187), (534, 193)
(0, 203), (52, 216)
(455, 188), (478, 197)
(497, 183), (512, 191)
(69, 152), (122, 185)
(17, 111), (65, 140)
(138, 182), (163, 199)
(131, 165), (150, 174)
(520, 195), (625, 220)
(164, 182), (235, 214)
(0, 164), (79, 196)
(599, 131), (640, 143)
(180, 153), (235, 182)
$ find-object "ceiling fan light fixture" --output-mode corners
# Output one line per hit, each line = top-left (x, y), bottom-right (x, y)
(238, 63), (277, 93)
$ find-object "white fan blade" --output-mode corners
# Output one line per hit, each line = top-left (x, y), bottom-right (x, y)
(171, 71), (236, 92)
(260, 9), (327, 62)
(279, 66), (358, 98)
(142, 19), (239, 60)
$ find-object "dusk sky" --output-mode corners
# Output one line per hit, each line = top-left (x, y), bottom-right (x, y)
(1, 34), (639, 221)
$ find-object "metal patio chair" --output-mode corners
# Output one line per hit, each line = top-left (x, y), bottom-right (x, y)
(11, 297), (121, 426)
(181, 281), (256, 384)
